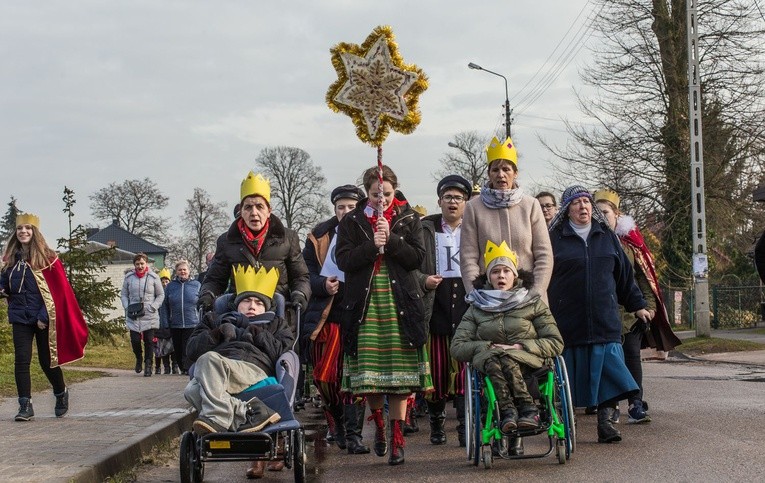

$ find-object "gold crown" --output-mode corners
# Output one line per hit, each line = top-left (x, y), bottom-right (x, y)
(485, 137), (518, 166)
(593, 189), (620, 210)
(240, 171), (271, 205)
(483, 240), (518, 270)
(232, 265), (279, 300)
(16, 213), (40, 229)
(412, 205), (427, 216)
(158, 267), (172, 280)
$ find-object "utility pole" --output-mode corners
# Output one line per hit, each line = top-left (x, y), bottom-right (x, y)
(687, 0), (711, 336)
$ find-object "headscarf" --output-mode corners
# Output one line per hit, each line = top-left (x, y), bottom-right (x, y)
(547, 185), (609, 232)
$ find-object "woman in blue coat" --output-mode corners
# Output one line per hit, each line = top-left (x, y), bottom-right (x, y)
(160, 259), (200, 374)
(547, 186), (650, 443)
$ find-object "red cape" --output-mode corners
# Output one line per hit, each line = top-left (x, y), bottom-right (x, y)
(40, 258), (89, 366)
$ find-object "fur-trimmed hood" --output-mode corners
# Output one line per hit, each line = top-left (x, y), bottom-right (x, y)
(614, 214), (637, 238)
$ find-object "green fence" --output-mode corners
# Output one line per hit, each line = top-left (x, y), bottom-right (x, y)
(661, 284), (764, 329)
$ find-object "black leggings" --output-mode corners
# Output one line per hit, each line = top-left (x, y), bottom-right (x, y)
(622, 330), (643, 404)
(170, 327), (194, 371)
(13, 323), (66, 398)
(130, 329), (155, 362)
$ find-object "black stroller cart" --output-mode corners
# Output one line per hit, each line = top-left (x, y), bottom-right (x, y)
(179, 292), (307, 482)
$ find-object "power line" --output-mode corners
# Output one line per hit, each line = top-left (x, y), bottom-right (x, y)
(754, 0), (765, 23)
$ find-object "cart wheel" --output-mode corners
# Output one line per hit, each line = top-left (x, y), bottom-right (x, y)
(293, 429), (306, 483)
(481, 444), (493, 469)
(465, 367), (474, 462)
(557, 439), (566, 464)
(180, 431), (203, 483)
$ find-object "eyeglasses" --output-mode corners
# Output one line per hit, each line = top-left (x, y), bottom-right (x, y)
(539, 204), (556, 210)
(442, 195), (466, 203)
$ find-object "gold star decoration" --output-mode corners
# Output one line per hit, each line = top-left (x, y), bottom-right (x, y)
(326, 26), (428, 146)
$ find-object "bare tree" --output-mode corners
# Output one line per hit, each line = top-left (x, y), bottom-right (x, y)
(255, 146), (331, 239)
(544, 0), (765, 285)
(89, 178), (170, 243)
(434, 131), (492, 188)
(177, 188), (229, 273)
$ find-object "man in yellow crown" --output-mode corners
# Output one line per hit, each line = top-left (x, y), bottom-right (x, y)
(185, 264), (293, 437)
(198, 171), (310, 320)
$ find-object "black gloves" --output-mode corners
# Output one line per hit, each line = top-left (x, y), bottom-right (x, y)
(197, 291), (215, 312)
(290, 291), (308, 313)
(219, 323), (237, 342)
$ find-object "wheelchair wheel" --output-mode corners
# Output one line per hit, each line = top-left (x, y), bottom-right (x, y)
(471, 370), (482, 466)
(180, 431), (203, 483)
(556, 439), (566, 465)
(293, 429), (306, 483)
(481, 444), (493, 469)
(555, 355), (576, 457)
(465, 365), (476, 463)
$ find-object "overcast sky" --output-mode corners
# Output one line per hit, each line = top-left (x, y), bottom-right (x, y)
(1, 0), (597, 243)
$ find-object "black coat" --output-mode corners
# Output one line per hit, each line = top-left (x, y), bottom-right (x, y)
(185, 310), (294, 376)
(548, 220), (646, 347)
(200, 215), (310, 300)
(336, 193), (426, 356)
(0, 255), (47, 326)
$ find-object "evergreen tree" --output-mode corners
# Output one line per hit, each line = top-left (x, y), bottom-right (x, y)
(58, 187), (121, 342)
(0, 196), (21, 241)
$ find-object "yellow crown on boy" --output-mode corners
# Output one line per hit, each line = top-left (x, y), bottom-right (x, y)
(16, 213), (40, 229)
(232, 265), (279, 299)
(158, 268), (172, 280)
(240, 171), (271, 205)
(593, 189), (620, 210)
(483, 240), (518, 270)
(485, 136), (518, 166)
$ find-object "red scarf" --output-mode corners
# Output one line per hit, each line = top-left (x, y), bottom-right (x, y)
(365, 197), (407, 272)
(134, 267), (148, 278)
(238, 217), (270, 257)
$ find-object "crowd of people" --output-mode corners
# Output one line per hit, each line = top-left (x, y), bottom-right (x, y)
(0, 135), (683, 477)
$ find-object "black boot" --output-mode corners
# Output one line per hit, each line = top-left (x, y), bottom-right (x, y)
(403, 398), (419, 435)
(455, 395), (466, 447)
(132, 340), (143, 373)
(54, 388), (69, 417)
(368, 408), (387, 457)
(144, 357), (153, 377)
(597, 406), (622, 443)
(427, 400), (447, 445)
(328, 405), (347, 450)
(15, 397), (34, 421)
(344, 403), (371, 454)
(388, 419), (405, 466)
(154, 357), (161, 375)
(508, 437), (524, 456)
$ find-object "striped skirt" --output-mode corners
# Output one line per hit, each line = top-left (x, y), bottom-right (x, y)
(341, 263), (433, 395)
(426, 333), (465, 401)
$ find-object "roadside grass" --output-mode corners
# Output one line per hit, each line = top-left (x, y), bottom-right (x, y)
(104, 437), (180, 483)
(675, 336), (765, 356)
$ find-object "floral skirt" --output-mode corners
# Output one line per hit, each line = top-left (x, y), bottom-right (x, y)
(341, 263), (433, 395)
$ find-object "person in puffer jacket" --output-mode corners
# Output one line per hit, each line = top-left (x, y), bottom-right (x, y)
(451, 240), (563, 435)
(160, 259), (200, 374)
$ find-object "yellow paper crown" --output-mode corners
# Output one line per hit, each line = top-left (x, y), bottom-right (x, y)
(486, 137), (518, 166)
(158, 268), (172, 280)
(593, 189), (620, 210)
(483, 240), (518, 270)
(412, 205), (427, 216)
(232, 265), (279, 300)
(240, 171), (271, 205)
(16, 213), (40, 229)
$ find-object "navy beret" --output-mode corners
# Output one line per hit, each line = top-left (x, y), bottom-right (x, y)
(437, 175), (472, 198)
(331, 184), (364, 204)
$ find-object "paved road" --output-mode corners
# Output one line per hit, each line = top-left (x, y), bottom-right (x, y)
(136, 358), (765, 482)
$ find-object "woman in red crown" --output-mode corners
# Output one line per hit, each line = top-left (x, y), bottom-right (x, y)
(0, 213), (88, 421)
(336, 164), (433, 466)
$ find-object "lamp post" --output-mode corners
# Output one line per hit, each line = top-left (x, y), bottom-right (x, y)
(468, 62), (512, 138)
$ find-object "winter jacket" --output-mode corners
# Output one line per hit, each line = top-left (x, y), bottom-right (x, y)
(121, 270), (165, 332)
(460, 193), (553, 303)
(161, 277), (201, 329)
(451, 293), (563, 373)
(417, 214), (468, 336)
(336, 193), (426, 356)
(302, 217), (348, 341)
(0, 255), (48, 326)
(185, 310), (294, 376)
(200, 215), (310, 301)
(547, 220), (646, 347)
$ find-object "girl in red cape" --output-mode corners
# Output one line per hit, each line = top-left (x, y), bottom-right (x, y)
(0, 213), (88, 421)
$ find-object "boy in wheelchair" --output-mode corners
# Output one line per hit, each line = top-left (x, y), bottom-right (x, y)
(184, 265), (294, 435)
(452, 241), (563, 434)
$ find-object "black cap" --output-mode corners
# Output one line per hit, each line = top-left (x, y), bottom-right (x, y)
(437, 175), (472, 199)
(331, 184), (364, 204)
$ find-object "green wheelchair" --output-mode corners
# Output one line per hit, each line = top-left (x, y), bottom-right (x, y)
(464, 355), (576, 469)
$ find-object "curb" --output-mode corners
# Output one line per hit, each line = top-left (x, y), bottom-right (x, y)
(71, 409), (196, 482)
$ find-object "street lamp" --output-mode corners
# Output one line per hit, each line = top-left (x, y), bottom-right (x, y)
(468, 62), (512, 139)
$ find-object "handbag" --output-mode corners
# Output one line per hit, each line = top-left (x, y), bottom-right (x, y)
(127, 274), (149, 319)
